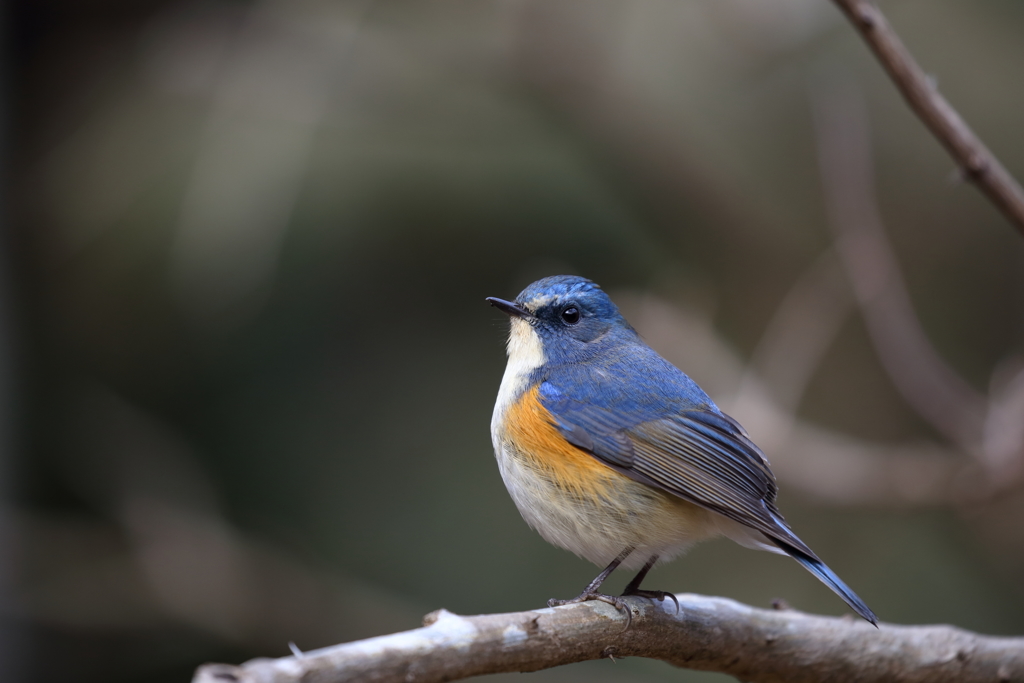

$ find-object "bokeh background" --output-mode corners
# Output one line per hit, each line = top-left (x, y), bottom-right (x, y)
(4, 1), (1024, 681)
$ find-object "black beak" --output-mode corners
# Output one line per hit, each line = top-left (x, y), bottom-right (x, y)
(486, 297), (532, 319)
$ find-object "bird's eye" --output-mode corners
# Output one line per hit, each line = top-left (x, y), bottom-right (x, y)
(561, 306), (581, 325)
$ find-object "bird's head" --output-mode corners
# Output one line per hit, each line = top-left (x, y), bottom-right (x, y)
(487, 275), (634, 366)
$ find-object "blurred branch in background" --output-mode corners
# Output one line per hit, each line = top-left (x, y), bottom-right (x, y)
(812, 79), (1024, 499)
(830, 0), (1024, 236)
(814, 81), (987, 455)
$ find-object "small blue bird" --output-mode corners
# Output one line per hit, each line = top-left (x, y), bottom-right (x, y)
(487, 275), (876, 624)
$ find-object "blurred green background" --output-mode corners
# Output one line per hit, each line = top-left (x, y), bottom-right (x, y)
(5, 1), (1024, 681)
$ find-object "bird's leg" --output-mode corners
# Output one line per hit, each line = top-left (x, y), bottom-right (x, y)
(621, 555), (679, 614)
(548, 547), (634, 623)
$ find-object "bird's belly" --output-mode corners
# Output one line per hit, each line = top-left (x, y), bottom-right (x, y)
(493, 436), (718, 570)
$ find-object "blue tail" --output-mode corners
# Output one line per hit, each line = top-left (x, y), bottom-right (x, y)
(788, 550), (877, 626)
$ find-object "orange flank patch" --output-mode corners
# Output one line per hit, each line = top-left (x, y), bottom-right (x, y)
(504, 386), (617, 497)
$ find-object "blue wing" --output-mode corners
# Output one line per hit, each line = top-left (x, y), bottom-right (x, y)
(538, 372), (804, 553)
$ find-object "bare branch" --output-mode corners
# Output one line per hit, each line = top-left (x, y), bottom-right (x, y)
(193, 595), (1024, 683)
(830, 0), (1024, 236)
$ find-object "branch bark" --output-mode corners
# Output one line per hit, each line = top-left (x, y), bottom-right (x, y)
(193, 594), (1024, 683)
(830, 0), (1024, 237)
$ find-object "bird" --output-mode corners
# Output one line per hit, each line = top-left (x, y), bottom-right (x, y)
(487, 274), (877, 625)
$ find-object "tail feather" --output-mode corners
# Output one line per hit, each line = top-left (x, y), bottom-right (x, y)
(786, 548), (877, 626)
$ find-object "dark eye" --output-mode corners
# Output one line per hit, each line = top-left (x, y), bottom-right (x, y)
(560, 306), (580, 325)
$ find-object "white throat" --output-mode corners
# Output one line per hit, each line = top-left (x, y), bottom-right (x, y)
(490, 318), (545, 435)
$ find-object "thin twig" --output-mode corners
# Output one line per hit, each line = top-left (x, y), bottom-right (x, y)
(193, 595), (1024, 683)
(830, 0), (1024, 236)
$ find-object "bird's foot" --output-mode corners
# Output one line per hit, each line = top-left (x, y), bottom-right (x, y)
(548, 591), (633, 628)
(622, 588), (679, 614)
